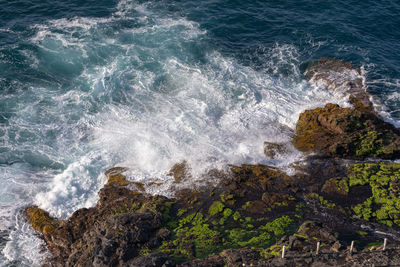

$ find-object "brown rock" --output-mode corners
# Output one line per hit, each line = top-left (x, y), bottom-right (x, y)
(25, 169), (172, 266)
(168, 161), (191, 183)
(321, 178), (349, 196)
(330, 241), (342, 252)
(293, 103), (400, 159)
(178, 255), (225, 267)
(105, 167), (131, 186)
(264, 142), (288, 159)
(296, 221), (338, 246)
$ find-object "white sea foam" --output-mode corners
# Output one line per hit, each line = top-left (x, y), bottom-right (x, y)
(34, 153), (107, 218)
(1, 0), (357, 265)
(91, 50), (350, 197)
(2, 212), (47, 267)
(28, 1), (352, 213)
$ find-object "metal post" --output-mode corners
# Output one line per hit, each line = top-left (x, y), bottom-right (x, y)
(383, 238), (387, 251)
(316, 241), (320, 255)
(282, 245), (286, 258)
(350, 241), (354, 255)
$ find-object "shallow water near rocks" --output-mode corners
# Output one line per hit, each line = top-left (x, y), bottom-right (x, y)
(1, 0), (400, 265)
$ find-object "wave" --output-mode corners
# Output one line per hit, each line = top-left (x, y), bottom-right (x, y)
(1, 1), (356, 265)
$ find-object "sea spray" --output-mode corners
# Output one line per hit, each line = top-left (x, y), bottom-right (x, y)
(1, 0), (400, 265)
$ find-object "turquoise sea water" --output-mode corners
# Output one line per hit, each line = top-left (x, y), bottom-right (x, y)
(1, 0), (400, 265)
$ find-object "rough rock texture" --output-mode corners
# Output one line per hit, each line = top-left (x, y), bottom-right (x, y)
(294, 58), (400, 159)
(26, 168), (174, 267)
(26, 162), (400, 267)
(293, 103), (400, 159)
(25, 58), (400, 267)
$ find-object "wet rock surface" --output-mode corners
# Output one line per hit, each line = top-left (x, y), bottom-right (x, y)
(305, 58), (372, 109)
(295, 58), (400, 159)
(263, 142), (289, 159)
(26, 162), (400, 267)
(293, 103), (400, 159)
(25, 59), (400, 267)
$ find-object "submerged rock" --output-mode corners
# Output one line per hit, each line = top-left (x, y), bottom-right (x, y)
(263, 142), (289, 159)
(305, 58), (372, 110)
(167, 161), (191, 183)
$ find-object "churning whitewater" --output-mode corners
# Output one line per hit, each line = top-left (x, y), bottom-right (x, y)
(1, 0), (400, 266)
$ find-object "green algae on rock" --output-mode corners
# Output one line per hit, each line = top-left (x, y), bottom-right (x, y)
(156, 164), (300, 261)
(322, 177), (349, 196)
(25, 206), (60, 235)
(348, 163), (400, 226)
(24, 164), (303, 265)
(293, 103), (400, 159)
(25, 162), (400, 266)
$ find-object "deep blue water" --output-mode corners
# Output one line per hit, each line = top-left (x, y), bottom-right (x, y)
(1, 0), (400, 265)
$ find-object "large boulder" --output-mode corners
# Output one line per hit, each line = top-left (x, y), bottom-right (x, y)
(26, 168), (173, 266)
(293, 103), (400, 159)
(293, 58), (400, 159)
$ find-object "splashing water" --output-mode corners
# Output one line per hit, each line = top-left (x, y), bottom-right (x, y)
(2, 0), (399, 265)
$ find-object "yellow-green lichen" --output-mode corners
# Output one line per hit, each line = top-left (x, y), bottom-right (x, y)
(208, 201), (225, 216)
(25, 206), (60, 234)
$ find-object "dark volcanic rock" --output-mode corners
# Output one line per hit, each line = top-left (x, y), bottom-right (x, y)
(26, 168), (173, 266)
(26, 163), (400, 267)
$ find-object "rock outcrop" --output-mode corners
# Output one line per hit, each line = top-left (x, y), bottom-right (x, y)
(305, 58), (372, 110)
(26, 162), (400, 267)
(25, 59), (400, 266)
(293, 58), (400, 159)
(293, 103), (400, 159)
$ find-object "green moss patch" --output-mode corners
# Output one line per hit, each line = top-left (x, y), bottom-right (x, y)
(159, 205), (296, 261)
(334, 162), (400, 227)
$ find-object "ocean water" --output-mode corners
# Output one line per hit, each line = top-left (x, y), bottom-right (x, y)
(1, 0), (400, 265)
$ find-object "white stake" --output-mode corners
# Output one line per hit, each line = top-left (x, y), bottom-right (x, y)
(282, 245), (286, 258)
(316, 241), (320, 255)
(383, 238), (387, 251)
(350, 241), (354, 255)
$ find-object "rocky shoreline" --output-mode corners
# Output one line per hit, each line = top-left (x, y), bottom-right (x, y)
(26, 59), (400, 266)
